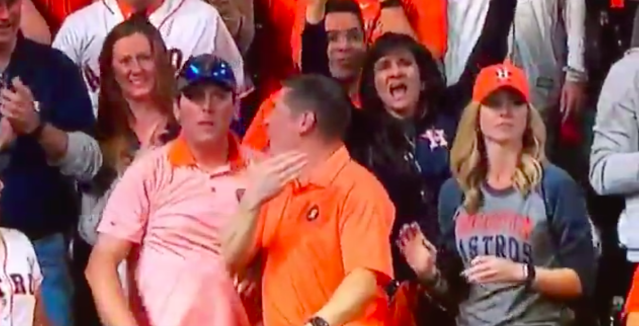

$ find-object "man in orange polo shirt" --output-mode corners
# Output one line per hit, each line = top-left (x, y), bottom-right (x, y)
(224, 74), (396, 326)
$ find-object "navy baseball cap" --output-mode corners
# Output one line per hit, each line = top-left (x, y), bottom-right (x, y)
(176, 54), (236, 93)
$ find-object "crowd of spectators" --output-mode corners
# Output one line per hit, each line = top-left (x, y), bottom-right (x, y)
(1, 0), (639, 326)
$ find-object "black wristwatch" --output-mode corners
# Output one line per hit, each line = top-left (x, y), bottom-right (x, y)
(308, 316), (330, 326)
(28, 121), (45, 140)
(523, 263), (536, 288)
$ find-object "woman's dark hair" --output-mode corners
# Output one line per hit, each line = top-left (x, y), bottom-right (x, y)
(359, 32), (446, 123)
(95, 13), (176, 171)
(350, 33), (446, 171)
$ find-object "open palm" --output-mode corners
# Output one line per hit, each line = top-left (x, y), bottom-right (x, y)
(397, 222), (437, 280)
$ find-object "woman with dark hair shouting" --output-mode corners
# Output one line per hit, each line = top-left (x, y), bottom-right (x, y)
(344, 32), (459, 326)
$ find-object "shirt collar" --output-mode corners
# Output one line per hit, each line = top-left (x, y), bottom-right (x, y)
(167, 133), (245, 171)
(295, 145), (351, 190)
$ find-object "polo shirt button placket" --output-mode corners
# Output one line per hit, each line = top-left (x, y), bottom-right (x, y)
(207, 172), (217, 192)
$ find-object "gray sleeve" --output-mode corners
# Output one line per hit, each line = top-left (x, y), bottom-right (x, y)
(79, 178), (119, 245)
(589, 59), (639, 195)
(562, 0), (587, 78)
(49, 131), (103, 183)
(548, 167), (597, 297)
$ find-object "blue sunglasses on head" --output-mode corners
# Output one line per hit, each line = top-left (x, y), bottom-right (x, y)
(178, 55), (236, 92)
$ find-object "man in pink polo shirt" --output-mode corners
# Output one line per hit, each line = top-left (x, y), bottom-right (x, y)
(85, 55), (255, 326)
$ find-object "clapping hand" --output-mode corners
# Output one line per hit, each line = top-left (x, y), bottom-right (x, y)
(397, 222), (438, 281)
(242, 151), (307, 211)
(462, 256), (525, 284)
(0, 77), (40, 135)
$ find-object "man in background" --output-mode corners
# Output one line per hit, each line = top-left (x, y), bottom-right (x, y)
(203, 0), (254, 54)
(243, 0), (368, 152)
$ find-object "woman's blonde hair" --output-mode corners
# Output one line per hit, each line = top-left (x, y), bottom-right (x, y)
(450, 101), (547, 214)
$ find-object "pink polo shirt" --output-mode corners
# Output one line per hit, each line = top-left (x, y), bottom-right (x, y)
(98, 135), (250, 326)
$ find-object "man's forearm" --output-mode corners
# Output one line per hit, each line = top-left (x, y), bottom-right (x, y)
(563, 0), (586, 77)
(531, 267), (583, 299)
(379, 6), (417, 39)
(20, 0), (52, 45)
(38, 125), (102, 181)
(306, 0), (326, 24)
(37, 123), (68, 163)
(313, 268), (379, 326)
(222, 205), (261, 274)
(419, 269), (450, 296)
(86, 263), (137, 326)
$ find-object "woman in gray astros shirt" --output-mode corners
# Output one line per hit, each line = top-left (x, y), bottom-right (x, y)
(397, 62), (597, 326)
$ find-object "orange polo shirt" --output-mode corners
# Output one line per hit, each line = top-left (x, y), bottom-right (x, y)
(254, 146), (395, 326)
(627, 266), (639, 314)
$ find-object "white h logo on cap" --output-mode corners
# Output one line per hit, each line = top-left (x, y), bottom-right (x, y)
(496, 68), (511, 81)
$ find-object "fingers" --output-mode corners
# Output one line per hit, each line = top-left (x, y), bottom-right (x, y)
(262, 151), (307, 183)
(268, 151), (307, 172)
(0, 101), (18, 120)
(470, 255), (491, 266)
(464, 267), (497, 283)
(1, 88), (20, 108)
(277, 157), (307, 184)
(11, 77), (32, 99)
(462, 257), (492, 278)
(397, 222), (436, 254)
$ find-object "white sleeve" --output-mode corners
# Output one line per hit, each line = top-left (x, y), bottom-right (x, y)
(194, 8), (245, 91)
(16, 233), (43, 290)
(30, 248), (43, 290)
(562, 0), (587, 80)
(52, 15), (84, 64)
(51, 131), (103, 182)
(214, 17), (245, 91)
(589, 59), (639, 195)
